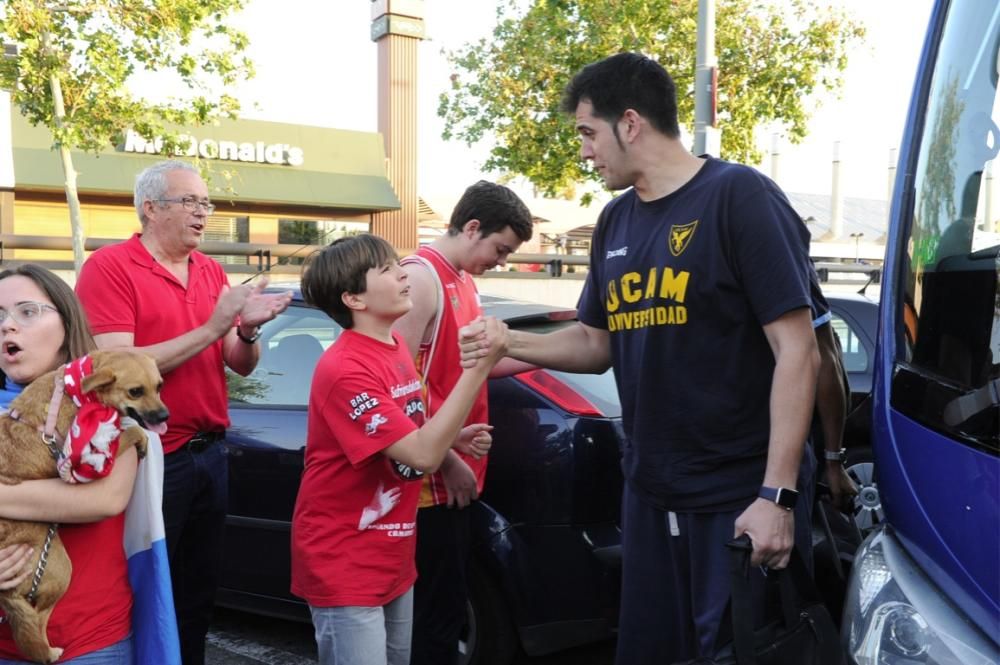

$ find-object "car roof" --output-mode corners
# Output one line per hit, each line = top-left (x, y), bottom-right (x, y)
(823, 290), (880, 306)
(272, 286), (578, 326)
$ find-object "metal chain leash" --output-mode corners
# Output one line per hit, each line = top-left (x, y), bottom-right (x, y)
(0, 522), (57, 625)
(27, 523), (58, 605)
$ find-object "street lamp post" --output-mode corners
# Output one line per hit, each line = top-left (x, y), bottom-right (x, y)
(850, 232), (864, 263)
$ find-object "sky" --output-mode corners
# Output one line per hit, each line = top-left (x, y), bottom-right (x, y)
(222, 0), (936, 207)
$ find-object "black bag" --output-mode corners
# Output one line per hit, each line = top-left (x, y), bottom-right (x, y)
(673, 535), (845, 665)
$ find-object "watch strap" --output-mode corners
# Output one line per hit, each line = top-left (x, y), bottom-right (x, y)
(823, 448), (847, 463)
(236, 326), (261, 344)
(758, 485), (798, 510)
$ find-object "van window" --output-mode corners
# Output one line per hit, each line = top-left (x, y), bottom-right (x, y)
(895, 1), (1000, 453)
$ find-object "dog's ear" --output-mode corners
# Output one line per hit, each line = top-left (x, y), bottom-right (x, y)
(81, 368), (116, 393)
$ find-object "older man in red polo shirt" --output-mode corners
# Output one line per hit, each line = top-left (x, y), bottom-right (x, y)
(77, 160), (291, 665)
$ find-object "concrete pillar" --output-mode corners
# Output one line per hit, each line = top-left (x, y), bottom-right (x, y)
(827, 141), (844, 240)
(370, 0), (425, 254)
(0, 191), (13, 235)
(770, 133), (781, 184)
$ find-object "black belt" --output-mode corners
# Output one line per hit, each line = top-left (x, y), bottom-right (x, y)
(184, 431), (225, 453)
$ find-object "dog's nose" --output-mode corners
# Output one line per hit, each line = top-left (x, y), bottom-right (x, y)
(148, 408), (170, 424)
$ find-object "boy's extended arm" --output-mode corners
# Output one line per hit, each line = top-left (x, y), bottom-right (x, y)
(383, 318), (507, 472)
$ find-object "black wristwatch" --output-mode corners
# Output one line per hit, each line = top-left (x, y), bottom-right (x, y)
(758, 486), (799, 510)
(824, 448), (847, 464)
(236, 326), (261, 344)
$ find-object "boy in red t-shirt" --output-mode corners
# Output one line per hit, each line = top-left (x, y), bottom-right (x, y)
(290, 234), (504, 665)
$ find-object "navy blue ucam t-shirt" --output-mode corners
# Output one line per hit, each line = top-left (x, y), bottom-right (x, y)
(577, 157), (813, 512)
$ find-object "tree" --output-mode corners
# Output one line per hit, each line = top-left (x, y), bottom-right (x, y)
(439, 0), (865, 203)
(0, 0), (253, 274)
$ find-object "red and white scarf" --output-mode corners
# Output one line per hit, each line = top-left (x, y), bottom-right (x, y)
(56, 356), (122, 484)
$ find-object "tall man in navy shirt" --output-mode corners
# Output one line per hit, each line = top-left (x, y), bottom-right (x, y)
(461, 53), (820, 664)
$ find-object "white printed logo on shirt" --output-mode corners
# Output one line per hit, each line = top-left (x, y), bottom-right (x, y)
(365, 413), (388, 436)
(358, 482), (401, 530)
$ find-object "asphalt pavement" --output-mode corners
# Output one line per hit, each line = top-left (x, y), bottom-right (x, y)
(206, 607), (615, 664)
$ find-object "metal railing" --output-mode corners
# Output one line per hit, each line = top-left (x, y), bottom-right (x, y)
(0, 235), (591, 277)
(0, 235), (879, 283)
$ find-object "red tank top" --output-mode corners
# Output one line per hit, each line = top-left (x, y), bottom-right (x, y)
(403, 246), (490, 506)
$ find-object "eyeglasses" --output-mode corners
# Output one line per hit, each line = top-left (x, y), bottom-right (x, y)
(0, 302), (58, 327)
(154, 196), (216, 215)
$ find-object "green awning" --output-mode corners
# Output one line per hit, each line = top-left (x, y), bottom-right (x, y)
(9, 108), (401, 212)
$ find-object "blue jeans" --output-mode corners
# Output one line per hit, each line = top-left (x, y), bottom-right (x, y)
(162, 440), (228, 665)
(310, 587), (413, 665)
(0, 635), (133, 664)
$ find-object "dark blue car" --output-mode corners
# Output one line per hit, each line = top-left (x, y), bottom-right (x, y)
(218, 290), (625, 664)
(217, 287), (875, 664)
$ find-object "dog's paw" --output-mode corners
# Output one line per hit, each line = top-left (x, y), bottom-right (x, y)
(119, 426), (148, 459)
(45, 646), (63, 663)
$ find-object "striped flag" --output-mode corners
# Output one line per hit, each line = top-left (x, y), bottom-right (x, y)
(123, 429), (181, 665)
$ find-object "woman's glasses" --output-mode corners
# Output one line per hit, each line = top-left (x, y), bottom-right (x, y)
(0, 302), (58, 326)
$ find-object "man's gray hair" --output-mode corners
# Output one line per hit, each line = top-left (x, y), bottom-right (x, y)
(134, 160), (201, 225)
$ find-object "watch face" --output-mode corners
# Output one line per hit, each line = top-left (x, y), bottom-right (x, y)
(775, 488), (798, 509)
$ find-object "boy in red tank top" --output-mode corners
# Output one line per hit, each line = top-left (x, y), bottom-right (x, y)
(393, 182), (535, 665)
(290, 234), (507, 665)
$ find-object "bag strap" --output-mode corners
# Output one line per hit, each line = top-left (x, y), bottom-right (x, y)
(814, 484), (846, 581)
(726, 535), (758, 665)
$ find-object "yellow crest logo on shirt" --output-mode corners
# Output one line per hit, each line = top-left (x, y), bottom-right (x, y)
(668, 220), (699, 257)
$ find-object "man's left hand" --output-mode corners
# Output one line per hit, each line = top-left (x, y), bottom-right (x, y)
(825, 463), (859, 514)
(239, 277), (292, 328)
(734, 498), (795, 568)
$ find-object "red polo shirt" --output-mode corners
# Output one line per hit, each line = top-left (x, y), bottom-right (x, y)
(77, 233), (230, 454)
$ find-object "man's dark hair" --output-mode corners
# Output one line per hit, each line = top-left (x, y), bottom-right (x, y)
(301, 234), (398, 329)
(448, 180), (533, 242)
(561, 52), (680, 139)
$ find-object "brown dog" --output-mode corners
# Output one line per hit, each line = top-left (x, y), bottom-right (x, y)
(0, 350), (169, 663)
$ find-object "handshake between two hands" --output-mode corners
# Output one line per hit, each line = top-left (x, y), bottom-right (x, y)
(457, 315), (509, 369)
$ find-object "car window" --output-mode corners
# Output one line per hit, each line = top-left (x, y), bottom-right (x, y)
(831, 313), (869, 374)
(227, 304), (342, 406)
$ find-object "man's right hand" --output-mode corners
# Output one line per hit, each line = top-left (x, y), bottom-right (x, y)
(478, 316), (510, 372)
(460, 316), (507, 368)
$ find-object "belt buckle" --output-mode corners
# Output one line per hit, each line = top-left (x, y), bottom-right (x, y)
(188, 433), (212, 453)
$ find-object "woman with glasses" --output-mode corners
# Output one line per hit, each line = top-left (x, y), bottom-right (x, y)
(0, 264), (142, 664)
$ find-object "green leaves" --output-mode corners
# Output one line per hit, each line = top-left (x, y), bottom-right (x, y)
(0, 0), (253, 155)
(438, 0), (865, 195)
